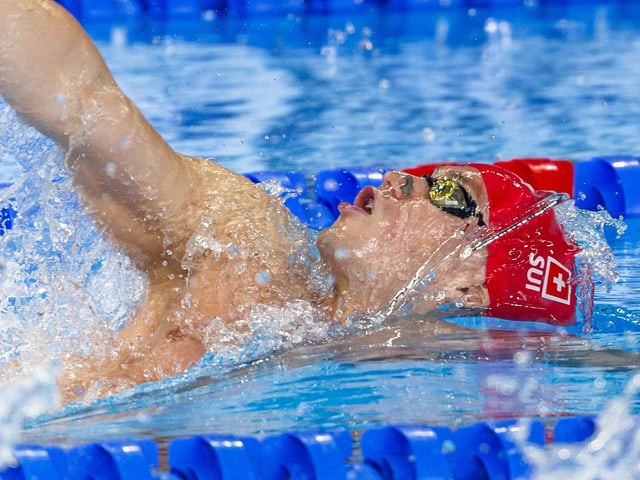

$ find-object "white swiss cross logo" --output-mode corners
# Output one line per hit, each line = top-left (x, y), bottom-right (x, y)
(541, 256), (572, 305)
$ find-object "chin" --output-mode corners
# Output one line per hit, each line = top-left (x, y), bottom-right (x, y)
(316, 227), (343, 268)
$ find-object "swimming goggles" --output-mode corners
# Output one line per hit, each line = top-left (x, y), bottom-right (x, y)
(423, 175), (485, 226)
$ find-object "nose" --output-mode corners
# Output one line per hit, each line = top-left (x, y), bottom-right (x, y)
(382, 171), (417, 199)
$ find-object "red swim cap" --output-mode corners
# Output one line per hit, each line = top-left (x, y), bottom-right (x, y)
(404, 163), (580, 326)
(473, 164), (579, 326)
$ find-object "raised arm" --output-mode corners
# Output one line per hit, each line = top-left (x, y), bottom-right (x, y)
(0, 0), (218, 275)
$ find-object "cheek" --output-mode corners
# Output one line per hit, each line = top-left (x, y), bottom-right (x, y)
(317, 221), (374, 267)
(402, 209), (466, 256)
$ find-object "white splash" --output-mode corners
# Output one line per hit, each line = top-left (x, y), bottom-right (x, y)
(525, 372), (640, 479)
(555, 200), (626, 292)
(0, 364), (59, 469)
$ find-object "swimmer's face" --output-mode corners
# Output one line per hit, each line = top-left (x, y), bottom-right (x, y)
(317, 167), (490, 313)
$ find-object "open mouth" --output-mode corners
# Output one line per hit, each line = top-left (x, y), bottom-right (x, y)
(354, 186), (376, 215)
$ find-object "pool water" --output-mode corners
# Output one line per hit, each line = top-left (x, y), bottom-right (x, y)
(90, 2), (640, 175)
(1, 0), (640, 458)
(14, 220), (640, 447)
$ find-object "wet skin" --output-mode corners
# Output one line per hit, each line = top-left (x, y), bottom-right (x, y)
(0, 0), (491, 403)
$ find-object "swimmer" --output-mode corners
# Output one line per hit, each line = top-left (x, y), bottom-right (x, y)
(0, 0), (579, 402)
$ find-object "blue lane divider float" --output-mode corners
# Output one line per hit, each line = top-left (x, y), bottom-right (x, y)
(3, 156), (640, 235)
(53, 0), (595, 21)
(361, 425), (456, 479)
(244, 170), (336, 230)
(246, 167), (387, 229)
(243, 156), (640, 231)
(0, 416), (600, 479)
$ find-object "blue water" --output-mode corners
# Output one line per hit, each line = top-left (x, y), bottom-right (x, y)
(72, 2), (640, 175)
(2, 1), (640, 448)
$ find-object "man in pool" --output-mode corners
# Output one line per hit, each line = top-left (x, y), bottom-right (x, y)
(0, 0), (579, 401)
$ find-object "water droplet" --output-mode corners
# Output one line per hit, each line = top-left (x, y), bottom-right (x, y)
(422, 127), (437, 142)
(105, 163), (117, 178)
(334, 248), (349, 260)
(441, 439), (456, 454)
(557, 447), (572, 460)
(360, 40), (373, 51)
(110, 27), (128, 47)
(576, 74), (589, 86)
(514, 350), (533, 365)
(255, 270), (271, 285)
(485, 18), (499, 34)
(323, 179), (340, 192)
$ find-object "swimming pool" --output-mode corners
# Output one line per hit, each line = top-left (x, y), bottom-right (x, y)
(2, 0), (640, 477)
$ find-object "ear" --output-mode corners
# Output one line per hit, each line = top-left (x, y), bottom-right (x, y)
(454, 284), (490, 309)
